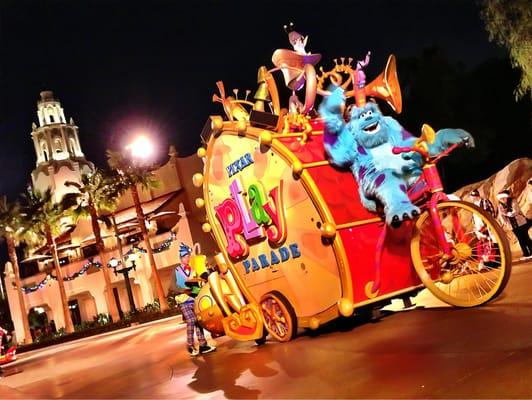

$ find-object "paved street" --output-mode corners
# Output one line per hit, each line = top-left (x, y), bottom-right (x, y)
(1, 260), (532, 399)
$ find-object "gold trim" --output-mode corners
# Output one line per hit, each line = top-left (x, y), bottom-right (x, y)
(302, 160), (330, 169)
(364, 281), (379, 298)
(192, 173), (204, 188)
(298, 304), (340, 328)
(336, 217), (382, 230)
(271, 130), (324, 139)
(195, 198), (205, 208)
(197, 147), (207, 158)
(338, 297), (355, 317)
(320, 222), (336, 239)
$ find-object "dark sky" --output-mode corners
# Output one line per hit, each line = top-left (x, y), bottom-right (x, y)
(0, 0), (521, 200)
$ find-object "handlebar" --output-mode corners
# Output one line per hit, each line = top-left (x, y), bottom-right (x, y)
(392, 141), (464, 164)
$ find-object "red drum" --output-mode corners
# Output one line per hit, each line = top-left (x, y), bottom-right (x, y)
(193, 118), (422, 342)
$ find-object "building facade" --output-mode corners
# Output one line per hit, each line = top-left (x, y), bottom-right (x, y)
(4, 92), (216, 343)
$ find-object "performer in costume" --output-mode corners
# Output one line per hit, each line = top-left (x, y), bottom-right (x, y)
(319, 86), (474, 227)
(171, 242), (216, 357)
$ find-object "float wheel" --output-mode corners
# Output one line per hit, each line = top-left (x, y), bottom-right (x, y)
(259, 291), (297, 342)
(411, 201), (511, 307)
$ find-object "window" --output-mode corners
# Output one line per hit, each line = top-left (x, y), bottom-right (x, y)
(40, 141), (49, 161)
(69, 137), (76, 155)
(125, 232), (143, 244)
(68, 300), (82, 326)
(82, 244), (98, 258)
(20, 261), (39, 279)
(54, 137), (62, 153)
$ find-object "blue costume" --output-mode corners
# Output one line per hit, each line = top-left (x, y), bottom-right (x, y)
(319, 86), (474, 227)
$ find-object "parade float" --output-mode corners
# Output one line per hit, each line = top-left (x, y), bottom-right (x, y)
(190, 24), (512, 343)
(0, 327), (16, 366)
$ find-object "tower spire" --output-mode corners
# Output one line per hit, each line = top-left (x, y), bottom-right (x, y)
(30, 90), (94, 201)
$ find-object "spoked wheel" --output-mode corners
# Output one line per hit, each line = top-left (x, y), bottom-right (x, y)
(411, 201), (511, 307)
(259, 291), (297, 342)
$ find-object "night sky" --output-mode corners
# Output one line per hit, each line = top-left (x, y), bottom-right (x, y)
(0, 0), (528, 201)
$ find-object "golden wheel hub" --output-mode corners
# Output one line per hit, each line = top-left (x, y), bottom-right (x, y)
(450, 242), (472, 263)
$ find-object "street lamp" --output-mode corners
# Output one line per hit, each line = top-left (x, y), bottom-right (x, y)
(109, 257), (137, 313)
(122, 135), (169, 312)
(126, 135), (154, 161)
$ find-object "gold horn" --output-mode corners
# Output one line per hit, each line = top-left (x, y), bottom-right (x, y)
(253, 66), (271, 112)
(364, 54), (402, 114)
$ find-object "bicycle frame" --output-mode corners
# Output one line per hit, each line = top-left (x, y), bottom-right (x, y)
(367, 143), (462, 295)
(405, 143), (463, 257)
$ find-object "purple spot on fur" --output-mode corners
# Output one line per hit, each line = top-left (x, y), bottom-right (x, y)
(323, 133), (337, 146)
(357, 145), (367, 155)
(358, 166), (367, 180)
(375, 174), (386, 187)
(401, 129), (414, 140)
(399, 184), (407, 193)
(401, 200), (410, 204)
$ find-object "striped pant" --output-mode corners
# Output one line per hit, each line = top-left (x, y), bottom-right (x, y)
(179, 301), (207, 347)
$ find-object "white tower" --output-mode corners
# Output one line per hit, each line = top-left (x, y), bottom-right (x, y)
(31, 91), (94, 201)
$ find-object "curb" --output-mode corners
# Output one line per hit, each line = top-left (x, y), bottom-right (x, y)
(6, 315), (183, 367)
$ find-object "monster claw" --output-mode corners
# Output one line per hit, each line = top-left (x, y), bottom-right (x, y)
(402, 212), (410, 221)
(391, 215), (401, 228)
(411, 209), (419, 218)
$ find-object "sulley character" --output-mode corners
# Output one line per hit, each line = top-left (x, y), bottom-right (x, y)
(319, 86), (474, 227)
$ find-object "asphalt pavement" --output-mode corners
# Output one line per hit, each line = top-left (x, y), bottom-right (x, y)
(1, 260), (531, 399)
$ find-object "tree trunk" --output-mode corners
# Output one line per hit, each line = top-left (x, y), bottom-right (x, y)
(46, 224), (74, 333)
(6, 236), (33, 344)
(88, 201), (120, 322)
(130, 184), (169, 311)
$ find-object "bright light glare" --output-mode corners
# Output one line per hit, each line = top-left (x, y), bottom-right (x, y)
(128, 135), (154, 159)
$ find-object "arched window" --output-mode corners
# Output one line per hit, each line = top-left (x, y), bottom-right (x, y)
(69, 137), (77, 155)
(54, 137), (62, 153)
(40, 141), (49, 161)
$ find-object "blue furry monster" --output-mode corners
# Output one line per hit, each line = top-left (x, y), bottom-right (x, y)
(319, 86), (474, 227)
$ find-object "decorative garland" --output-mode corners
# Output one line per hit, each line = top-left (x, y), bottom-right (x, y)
(153, 231), (177, 253)
(19, 259), (103, 293)
(17, 232), (176, 294)
(19, 275), (52, 294)
(61, 260), (103, 281)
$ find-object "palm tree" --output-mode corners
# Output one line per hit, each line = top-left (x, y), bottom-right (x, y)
(0, 197), (33, 344)
(21, 187), (77, 333)
(64, 169), (124, 322)
(107, 150), (169, 312)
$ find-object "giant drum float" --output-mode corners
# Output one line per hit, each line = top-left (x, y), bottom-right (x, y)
(191, 39), (511, 342)
(192, 117), (426, 343)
